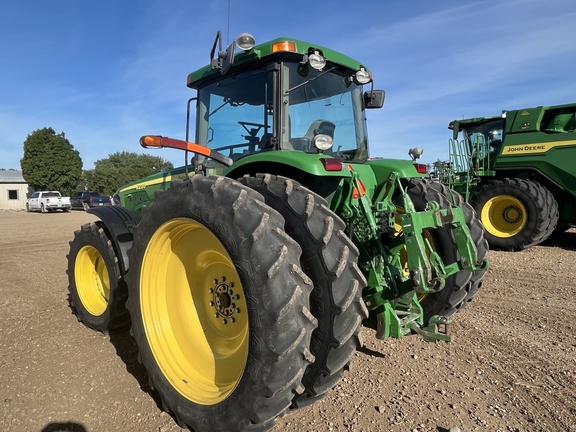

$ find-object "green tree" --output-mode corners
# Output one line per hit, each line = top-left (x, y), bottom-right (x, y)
(20, 127), (83, 195)
(88, 151), (173, 195)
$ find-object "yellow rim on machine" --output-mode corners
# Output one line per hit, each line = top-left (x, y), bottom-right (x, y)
(481, 195), (526, 238)
(75, 245), (110, 316)
(395, 206), (437, 302)
(139, 218), (249, 405)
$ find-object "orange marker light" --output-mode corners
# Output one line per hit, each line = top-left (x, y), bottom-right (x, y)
(272, 41), (296, 53)
(141, 135), (162, 148)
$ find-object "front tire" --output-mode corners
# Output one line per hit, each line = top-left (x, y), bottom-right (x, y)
(126, 176), (317, 431)
(472, 178), (554, 251)
(240, 174), (368, 408)
(67, 222), (130, 333)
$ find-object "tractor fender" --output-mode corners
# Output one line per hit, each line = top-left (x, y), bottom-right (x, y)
(87, 206), (141, 276)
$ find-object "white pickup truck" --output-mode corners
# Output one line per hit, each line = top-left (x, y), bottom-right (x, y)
(26, 191), (71, 213)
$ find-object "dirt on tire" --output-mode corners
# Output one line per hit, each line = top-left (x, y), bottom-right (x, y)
(1, 210), (575, 432)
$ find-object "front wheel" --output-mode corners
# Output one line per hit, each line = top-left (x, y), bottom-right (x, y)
(125, 176), (317, 431)
(472, 178), (555, 251)
(67, 222), (130, 333)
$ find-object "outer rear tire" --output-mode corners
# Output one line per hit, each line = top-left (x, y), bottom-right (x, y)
(125, 176), (317, 432)
(472, 178), (554, 251)
(403, 179), (488, 320)
(67, 222), (130, 333)
(240, 174), (368, 408)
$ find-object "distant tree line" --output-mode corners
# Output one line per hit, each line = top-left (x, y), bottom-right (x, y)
(20, 128), (173, 196)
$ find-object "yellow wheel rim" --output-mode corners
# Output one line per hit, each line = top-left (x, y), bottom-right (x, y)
(395, 206), (437, 302)
(481, 195), (526, 238)
(75, 245), (110, 316)
(140, 218), (248, 405)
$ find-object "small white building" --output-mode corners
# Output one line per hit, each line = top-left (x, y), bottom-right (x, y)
(0, 170), (31, 210)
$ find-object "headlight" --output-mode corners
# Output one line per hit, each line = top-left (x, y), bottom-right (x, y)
(314, 134), (333, 151)
(236, 33), (255, 51)
(355, 68), (371, 84)
(308, 52), (326, 70)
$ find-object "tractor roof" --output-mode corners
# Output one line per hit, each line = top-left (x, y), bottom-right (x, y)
(187, 37), (368, 89)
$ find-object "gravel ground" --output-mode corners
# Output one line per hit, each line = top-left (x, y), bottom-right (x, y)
(1, 210), (574, 432)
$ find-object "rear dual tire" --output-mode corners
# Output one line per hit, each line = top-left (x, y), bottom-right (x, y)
(125, 176), (317, 431)
(240, 174), (368, 408)
(403, 179), (488, 320)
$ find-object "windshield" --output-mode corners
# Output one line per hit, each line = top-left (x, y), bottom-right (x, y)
(195, 62), (369, 163)
(463, 118), (504, 154)
(282, 63), (368, 161)
(196, 69), (274, 160)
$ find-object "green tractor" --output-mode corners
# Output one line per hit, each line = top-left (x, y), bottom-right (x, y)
(442, 103), (576, 251)
(67, 31), (488, 431)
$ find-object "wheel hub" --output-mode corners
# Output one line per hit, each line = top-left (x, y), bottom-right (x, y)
(210, 276), (241, 324)
(502, 205), (522, 224)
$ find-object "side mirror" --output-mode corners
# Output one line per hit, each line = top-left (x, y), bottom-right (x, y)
(209, 30), (236, 75)
(364, 90), (385, 109)
(451, 121), (460, 140)
(221, 41), (236, 75)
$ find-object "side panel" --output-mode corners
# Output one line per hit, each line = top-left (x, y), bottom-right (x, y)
(115, 167), (188, 212)
(364, 158), (427, 189)
(496, 129), (576, 195)
(224, 151), (353, 178)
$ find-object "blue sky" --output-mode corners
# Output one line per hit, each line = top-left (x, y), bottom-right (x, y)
(1, 0), (575, 170)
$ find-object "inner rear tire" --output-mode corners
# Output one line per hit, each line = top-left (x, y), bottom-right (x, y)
(403, 179), (488, 320)
(125, 176), (317, 431)
(240, 174), (368, 408)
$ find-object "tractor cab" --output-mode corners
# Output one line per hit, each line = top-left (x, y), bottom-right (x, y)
(186, 33), (384, 173)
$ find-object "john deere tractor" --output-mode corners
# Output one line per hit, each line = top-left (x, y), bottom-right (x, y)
(67, 31), (488, 431)
(442, 103), (576, 251)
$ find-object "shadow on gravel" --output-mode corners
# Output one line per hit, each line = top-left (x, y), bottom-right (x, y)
(40, 422), (86, 432)
(357, 345), (386, 358)
(108, 330), (163, 409)
(540, 230), (576, 251)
